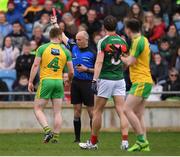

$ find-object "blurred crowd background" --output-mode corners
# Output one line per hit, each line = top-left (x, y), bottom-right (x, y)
(0, 0), (180, 102)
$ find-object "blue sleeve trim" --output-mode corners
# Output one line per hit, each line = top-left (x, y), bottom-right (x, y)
(67, 39), (76, 51)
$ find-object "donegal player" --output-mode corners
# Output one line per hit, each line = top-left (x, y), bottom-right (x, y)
(120, 19), (153, 152)
(28, 27), (74, 143)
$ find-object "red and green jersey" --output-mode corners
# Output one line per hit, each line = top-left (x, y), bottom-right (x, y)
(36, 42), (71, 80)
(97, 34), (128, 80)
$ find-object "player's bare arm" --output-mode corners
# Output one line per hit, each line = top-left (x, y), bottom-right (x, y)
(66, 61), (74, 83)
(28, 57), (41, 92)
(93, 52), (104, 81)
(120, 55), (136, 66)
(63, 73), (69, 87)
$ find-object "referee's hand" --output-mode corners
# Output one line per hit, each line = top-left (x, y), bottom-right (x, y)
(76, 64), (87, 72)
(91, 80), (97, 95)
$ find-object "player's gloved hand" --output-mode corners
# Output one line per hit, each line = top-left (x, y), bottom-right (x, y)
(120, 44), (127, 53)
(110, 44), (127, 62)
(91, 80), (97, 95)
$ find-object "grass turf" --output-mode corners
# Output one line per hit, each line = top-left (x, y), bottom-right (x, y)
(0, 132), (180, 156)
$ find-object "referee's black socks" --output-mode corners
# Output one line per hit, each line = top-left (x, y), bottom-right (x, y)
(73, 117), (81, 142)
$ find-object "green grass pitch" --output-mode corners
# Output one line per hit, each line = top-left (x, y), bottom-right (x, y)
(0, 132), (180, 156)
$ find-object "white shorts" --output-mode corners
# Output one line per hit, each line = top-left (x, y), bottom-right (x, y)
(97, 79), (126, 98)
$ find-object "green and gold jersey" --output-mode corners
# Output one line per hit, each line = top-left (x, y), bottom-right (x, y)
(36, 42), (71, 80)
(129, 35), (153, 83)
(97, 34), (128, 80)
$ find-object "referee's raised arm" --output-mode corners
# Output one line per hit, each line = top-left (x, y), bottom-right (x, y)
(50, 16), (69, 46)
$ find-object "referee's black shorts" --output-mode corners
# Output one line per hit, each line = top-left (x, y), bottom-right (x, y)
(71, 77), (94, 106)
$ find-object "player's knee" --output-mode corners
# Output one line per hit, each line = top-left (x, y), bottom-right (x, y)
(89, 113), (93, 119)
(34, 104), (42, 111)
(124, 105), (130, 115)
(135, 111), (142, 119)
(93, 109), (102, 119)
(54, 120), (61, 129)
(115, 104), (124, 113)
(88, 109), (93, 119)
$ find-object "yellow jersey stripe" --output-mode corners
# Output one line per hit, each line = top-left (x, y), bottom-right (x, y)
(134, 82), (145, 96)
(36, 80), (42, 98)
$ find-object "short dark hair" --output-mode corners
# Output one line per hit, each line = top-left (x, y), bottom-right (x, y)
(12, 20), (21, 26)
(125, 18), (141, 33)
(160, 37), (169, 43)
(49, 27), (62, 39)
(104, 15), (117, 31)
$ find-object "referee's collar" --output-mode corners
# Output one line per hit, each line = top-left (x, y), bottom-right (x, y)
(79, 47), (89, 52)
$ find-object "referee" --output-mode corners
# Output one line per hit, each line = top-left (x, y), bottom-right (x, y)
(51, 16), (96, 143)
(64, 31), (96, 142)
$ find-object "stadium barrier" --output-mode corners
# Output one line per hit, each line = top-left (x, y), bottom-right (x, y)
(0, 92), (180, 133)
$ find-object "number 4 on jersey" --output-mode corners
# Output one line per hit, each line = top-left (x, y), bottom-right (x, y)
(47, 57), (60, 72)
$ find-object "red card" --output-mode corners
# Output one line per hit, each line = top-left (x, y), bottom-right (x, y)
(52, 8), (56, 16)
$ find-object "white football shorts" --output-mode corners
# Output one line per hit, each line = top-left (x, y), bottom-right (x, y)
(97, 79), (126, 98)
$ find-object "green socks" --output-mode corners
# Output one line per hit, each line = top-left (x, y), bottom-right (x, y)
(43, 126), (51, 134)
(52, 133), (59, 142)
(137, 134), (145, 142)
(43, 126), (59, 142)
